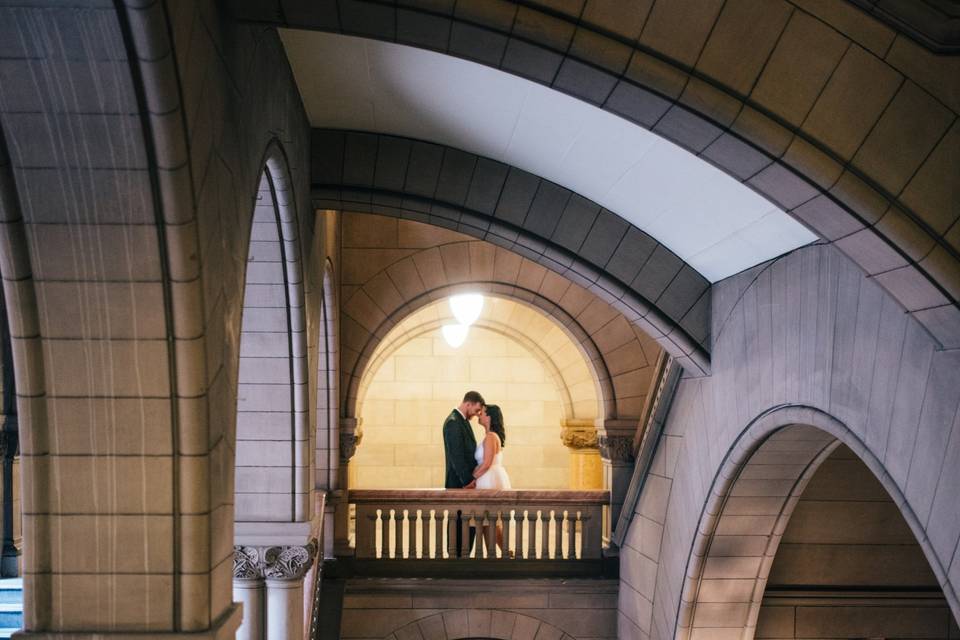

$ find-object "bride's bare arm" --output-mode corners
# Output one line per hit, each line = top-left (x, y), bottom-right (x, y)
(473, 432), (499, 478)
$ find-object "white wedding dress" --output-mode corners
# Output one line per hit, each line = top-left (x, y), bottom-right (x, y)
(475, 434), (511, 489)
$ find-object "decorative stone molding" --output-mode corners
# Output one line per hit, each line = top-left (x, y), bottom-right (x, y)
(560, 421), (598, 450)
(233, 540), (317, 581)
(598, 435), (634, 464)
(340, 417), (362, 461)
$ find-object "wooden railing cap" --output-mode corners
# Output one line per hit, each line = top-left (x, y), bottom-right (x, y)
(349, 489), (610, 505)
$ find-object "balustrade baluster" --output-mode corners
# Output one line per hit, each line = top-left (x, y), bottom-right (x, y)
(482, 511), (495, 559)
(348, 491), (608, 565)
(460, 512), (472, 559)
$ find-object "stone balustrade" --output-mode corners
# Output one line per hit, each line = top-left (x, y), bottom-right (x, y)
(350, 489), (608, 563)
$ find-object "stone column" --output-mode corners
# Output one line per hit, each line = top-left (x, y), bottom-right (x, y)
(336, 418), (362, 555)
(559, 420), (602, 490)
(234, 542), (316, 640)
(597, 419), (636, 551)
(233, 579), (265, 640)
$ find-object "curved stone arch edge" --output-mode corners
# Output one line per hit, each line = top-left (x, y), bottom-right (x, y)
(278, 7), (960, 342)
(235, 140), (312, 518)
(385, 609), (572, 640)
(343, 282), (617, 424)
(673, 403), (960, 636)
(314, 194), (711, 377)
(356, 316), (589, 424)
(317, 258), (341, 491)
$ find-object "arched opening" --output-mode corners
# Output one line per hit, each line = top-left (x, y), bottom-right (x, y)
(234, 151), (310, 523)
(352, 294), (604, 491)
(679, 418), (959, 638)
(756, 443), (955, 638)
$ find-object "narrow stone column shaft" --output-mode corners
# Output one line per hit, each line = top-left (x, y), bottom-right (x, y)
(234, 579), (265, 640)
(266, 578), (304, 640)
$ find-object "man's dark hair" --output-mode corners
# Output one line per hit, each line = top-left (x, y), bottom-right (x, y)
(463, 390), (485, 404)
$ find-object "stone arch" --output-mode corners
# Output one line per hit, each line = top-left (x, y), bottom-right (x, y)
(316, 259), (340, 490)
(345, 282), (618, 419)
(358, 313), (599, 424)
(339, 218), (663, 428)
(0, 3), (231, 631)
(386, 610), (572, 640)
(235, 142), (310, 522)
(238, 2), (960, 348)
(676, 404), (957, 638)
(314, 130), (711, 375)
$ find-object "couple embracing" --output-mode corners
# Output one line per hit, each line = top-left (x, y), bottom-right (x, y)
(442, 391), (511, 490)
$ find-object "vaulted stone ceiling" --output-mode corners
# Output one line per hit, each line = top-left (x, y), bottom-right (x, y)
(282, 30), (817, 282)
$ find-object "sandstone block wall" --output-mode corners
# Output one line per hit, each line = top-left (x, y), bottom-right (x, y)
(354, 325), (569, 490)
(340, 578), (618, 640)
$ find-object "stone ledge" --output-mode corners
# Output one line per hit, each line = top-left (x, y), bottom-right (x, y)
(12, 605), (241, 640)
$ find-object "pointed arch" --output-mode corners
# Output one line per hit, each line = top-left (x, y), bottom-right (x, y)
(234, 142), (310, 523)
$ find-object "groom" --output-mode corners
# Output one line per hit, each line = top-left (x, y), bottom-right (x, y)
(443, 390), (485, 489)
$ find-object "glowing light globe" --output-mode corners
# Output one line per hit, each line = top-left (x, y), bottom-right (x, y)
(449, 293), (484, 326)
(441, 324), (469, 349)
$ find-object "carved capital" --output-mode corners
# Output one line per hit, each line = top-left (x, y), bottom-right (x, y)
(340, 417), (363, 461)
(233, 540), (317, 581)
(340, 432), (363, 461)
(560, 425), (598, 450)
(598, 434), (634, 463)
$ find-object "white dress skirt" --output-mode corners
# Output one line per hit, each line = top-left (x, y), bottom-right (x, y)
(474, 434), (512, 489)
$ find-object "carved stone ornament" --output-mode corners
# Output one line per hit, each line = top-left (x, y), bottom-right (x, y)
(233, 540), (317, 581)
(340, 431), (362, 461)
(560, 426), (598, 449)
(340, 417), (363, 461)
(598, 434), (634, 463)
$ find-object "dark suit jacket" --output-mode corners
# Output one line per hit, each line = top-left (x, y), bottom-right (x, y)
(443, 409), (477, 488)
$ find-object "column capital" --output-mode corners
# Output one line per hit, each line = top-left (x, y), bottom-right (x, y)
(233, 540), (317, 581)
(598, 434), (634, 464)
(340, 417), (363, 461)
(560, 420), (598, 450)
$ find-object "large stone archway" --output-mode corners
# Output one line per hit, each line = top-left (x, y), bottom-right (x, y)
(675, 406), (958, 638)
(617, 243), (960, 639)
(339, 214), (663, 429)
(312, 130), (712, 374)
(233, 0), (960, 349)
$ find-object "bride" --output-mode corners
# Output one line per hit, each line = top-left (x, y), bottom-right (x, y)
(472, 404), (511, 556)
(473, 404), (511, 489)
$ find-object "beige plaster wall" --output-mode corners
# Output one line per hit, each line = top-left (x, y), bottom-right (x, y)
(353, 326), (570, 490)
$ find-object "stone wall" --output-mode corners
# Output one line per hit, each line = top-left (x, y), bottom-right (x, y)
(618, 243), (960, 639)
(0, 2), (322, 633)
(354, 324), (569, 490)
(339, 578), (618, 640)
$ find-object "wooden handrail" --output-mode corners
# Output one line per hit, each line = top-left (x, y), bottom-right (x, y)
(349, 489), (609, 505)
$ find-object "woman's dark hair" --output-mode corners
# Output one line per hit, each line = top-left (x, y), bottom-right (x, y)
(485, 404), (505, 448)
